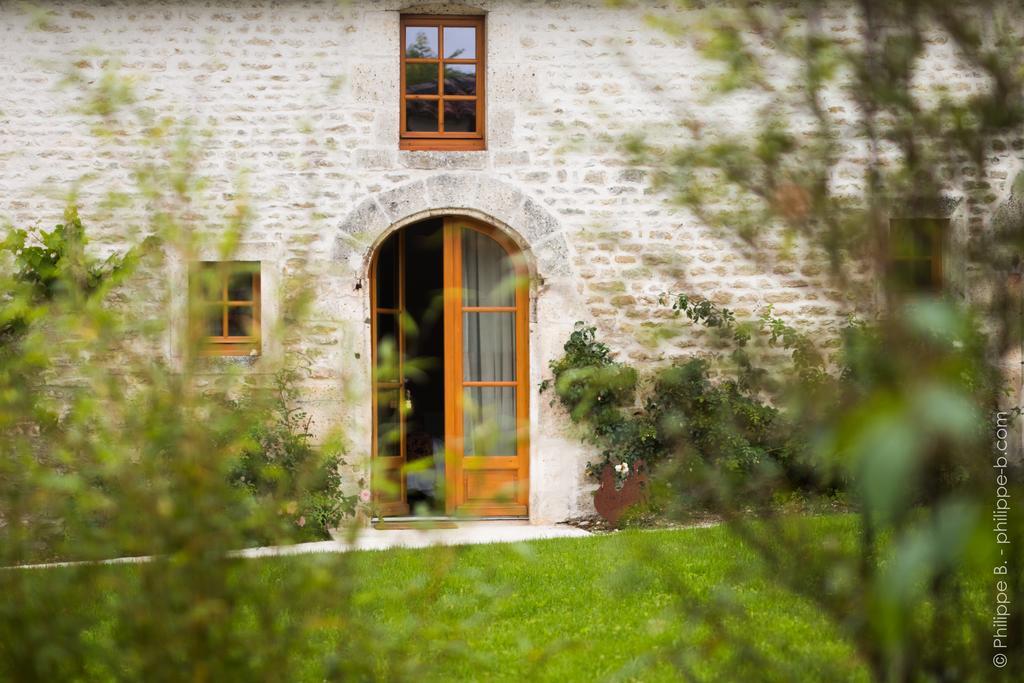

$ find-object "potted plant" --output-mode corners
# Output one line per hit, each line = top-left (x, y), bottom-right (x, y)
(593, 458), (649, 527)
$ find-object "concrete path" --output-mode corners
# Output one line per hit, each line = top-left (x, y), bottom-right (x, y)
(7, 523), (591, 569)
(238, 522), (591, 558)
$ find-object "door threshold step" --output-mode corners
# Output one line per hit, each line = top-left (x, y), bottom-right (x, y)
(372, 516), (529, 526)
(374, 520), (460, 530)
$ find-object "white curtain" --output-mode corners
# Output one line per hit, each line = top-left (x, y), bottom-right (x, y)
(463, 312), (514, 381)
(461, 228), (515, 307)
(462, 229), (517, 456)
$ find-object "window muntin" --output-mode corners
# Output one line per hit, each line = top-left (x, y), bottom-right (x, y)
(400, 15), (484, 151)
(888, 218), (945, 293)
(191, 262), (261, 356)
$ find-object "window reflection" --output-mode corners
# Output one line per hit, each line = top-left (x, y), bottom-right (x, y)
(444, 64), (476, 95)
(443, 26), (476, 58)
(405, 27), (438, 58)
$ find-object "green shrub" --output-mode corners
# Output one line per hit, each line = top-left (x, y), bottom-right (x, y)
(0, 207), (367, 679)
(646, 357), (788, 474)
(229, 369), (358, 543)
(541, 322), (645, 479)
(543, 301), (840, 503)
(1, 212), (358, 555)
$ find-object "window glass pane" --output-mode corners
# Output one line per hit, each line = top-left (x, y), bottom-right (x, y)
(891, 223), (930, 259)
(889, 219), (943, 292)
(444, 64), (476, 95)
(195, 264), (223, 303)
(376, 313), (399, 383)
(890, 219), (945, 259)
(891, 259), (936, 292)
(406, 99), (439, 132)
(227, 271), (254, 301)
(376, 388), (401, 457)
(406, 63), (438, 95)
(463, 386), (516, 456)
(443, 26), (476, 59)
(227, 306), (254, 337)
(204, 304), (224, 337)
(463, 312), (515, 381)
(462, 229), (515, 307)
(375, 233), (399, 308)
(443, 101), (476, 132)
(405, 27), (438, 58)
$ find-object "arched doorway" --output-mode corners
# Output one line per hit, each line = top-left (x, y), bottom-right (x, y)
(370, 215), (530, 518)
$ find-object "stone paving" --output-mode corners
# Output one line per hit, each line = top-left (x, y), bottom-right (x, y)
(7, 523), (592, 569)
(238, 522), (591, 558)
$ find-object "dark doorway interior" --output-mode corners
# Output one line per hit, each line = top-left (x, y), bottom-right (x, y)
(399, 219), (445, 514)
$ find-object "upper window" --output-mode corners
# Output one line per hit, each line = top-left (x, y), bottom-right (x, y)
(888, 218), (945, 294)
(400, 15), (485, 151)
(191, 262), (261, 356)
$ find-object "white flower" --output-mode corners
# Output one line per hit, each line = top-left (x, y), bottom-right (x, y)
(15, 249), (22, 255)
(50, 252), (57, 259)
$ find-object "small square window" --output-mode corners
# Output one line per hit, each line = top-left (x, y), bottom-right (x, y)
(400, 15), (485, 151)
(190, 262), (261, 356)
(888, 218), (945, 294)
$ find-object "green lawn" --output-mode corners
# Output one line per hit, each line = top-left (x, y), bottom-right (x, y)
(18, 516), (873, 682)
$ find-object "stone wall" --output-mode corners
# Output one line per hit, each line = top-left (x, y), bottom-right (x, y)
(2, 1), (1020, 520)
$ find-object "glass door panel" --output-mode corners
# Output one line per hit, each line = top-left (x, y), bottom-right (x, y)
(375, 313), (400, 383)
(375, 387), (401, 457)
(444, 218), (529, 516)
(372, 231), (408, 515)
(462, 228), (516, 307)
(462, 312), (515, 381)
(463, 386), (517, 456)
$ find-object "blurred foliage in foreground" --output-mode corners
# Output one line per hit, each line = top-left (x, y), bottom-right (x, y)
(0, 212), (352, 561)
(0, 202), (371, 680)
(0, 58), (368, 673)
(563, 0), (1024, 680)
(3, 1), (1024, 681)
(547, 296), (1016, 679)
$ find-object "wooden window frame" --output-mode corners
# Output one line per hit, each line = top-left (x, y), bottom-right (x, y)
(888, 218), (945, 294)
(191, 261), (261, 357)
(400, 14), (486, 152)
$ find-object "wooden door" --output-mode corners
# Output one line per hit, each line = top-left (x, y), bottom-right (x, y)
(370, 230), (409, 515)
(443, 217), (529, 516)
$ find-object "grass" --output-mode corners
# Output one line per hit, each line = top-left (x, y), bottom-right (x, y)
(17, 515), (874, 681)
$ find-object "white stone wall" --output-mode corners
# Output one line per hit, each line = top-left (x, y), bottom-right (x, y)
(2, 1), (1020, 520)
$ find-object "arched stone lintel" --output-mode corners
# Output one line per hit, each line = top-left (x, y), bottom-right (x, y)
(334, 173), (571, 278)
